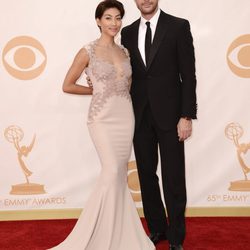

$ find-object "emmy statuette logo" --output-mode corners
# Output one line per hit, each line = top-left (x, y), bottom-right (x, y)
(4, 125), (46, 195)
(225, 122), (250, 191)
(127, 161), (142, 202)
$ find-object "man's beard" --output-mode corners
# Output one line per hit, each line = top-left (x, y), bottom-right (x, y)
(140, 3), (158, 16)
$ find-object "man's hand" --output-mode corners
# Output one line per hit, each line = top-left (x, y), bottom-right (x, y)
(86, 76), (93, 89)
(177, 118), (192, 141)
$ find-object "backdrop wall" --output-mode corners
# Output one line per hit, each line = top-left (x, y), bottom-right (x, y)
(1, 0), (250, 220)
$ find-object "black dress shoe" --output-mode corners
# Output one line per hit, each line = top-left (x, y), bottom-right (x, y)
(169, 244), (183, 250)
(149, 232), (167, 245)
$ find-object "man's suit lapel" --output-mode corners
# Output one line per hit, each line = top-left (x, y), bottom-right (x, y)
(130, 11), (168, 71)
(130, 19), (147, 71)
(147, 11), (168, 70)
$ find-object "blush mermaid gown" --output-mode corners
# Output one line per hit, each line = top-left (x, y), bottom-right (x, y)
(49, 40), (155, 250)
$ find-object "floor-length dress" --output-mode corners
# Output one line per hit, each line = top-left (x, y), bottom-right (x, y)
(49, 40), (155, 250)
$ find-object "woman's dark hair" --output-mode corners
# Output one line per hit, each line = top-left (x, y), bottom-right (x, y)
(95, 0), (125, 19)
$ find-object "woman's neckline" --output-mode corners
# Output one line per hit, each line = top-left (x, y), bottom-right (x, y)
(94, 39), (118, 49)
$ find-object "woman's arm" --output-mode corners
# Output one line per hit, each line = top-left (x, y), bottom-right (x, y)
(62, 48), (92, 95)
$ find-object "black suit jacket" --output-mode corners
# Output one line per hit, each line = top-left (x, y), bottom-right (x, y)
(121, 10), (197, 130)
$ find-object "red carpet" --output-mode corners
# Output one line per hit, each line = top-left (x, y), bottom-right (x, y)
(0, 217), (250, 250)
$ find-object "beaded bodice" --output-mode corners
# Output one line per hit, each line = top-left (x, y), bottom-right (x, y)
(84, 40), (132, 121)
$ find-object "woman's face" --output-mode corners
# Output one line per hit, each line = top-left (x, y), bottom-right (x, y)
(96, 7), (122, 37)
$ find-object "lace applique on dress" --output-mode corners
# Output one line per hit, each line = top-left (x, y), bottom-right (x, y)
(85, 40), (132, 122)
(119, 44), (130, 58)
(83, 42), (94, 77)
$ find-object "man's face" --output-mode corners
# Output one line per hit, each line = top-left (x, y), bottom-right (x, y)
(134, 0), (159, 16)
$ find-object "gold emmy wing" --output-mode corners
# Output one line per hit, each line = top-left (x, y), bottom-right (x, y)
(49, 41), (155, 250)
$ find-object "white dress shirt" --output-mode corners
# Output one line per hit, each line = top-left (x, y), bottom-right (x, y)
(138, 8), (161, 65)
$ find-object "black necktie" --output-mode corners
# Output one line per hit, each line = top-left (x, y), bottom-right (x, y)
(145, 21), (152, 66)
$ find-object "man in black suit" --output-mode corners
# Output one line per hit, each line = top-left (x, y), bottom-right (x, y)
(121, 0), (197, 249)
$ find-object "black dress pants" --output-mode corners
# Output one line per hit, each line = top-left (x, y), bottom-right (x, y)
(133, 104), (186, 245)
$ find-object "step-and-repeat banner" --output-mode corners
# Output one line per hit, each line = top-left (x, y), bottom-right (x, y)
(0, 0), (250, 218)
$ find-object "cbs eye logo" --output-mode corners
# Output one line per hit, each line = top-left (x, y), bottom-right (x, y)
(2, 36), (47, 80)
(227, 34), (250, 78)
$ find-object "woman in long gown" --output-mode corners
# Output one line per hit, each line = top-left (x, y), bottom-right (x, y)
(49, 1), (155, 249)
